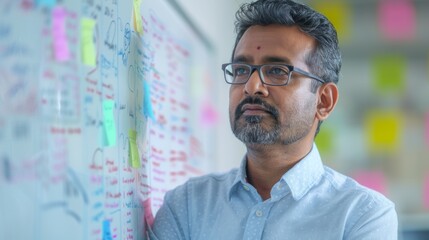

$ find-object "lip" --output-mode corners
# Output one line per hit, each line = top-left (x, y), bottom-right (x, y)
(241, 104), (271, 116)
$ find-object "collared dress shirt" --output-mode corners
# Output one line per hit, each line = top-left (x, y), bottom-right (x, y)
(149, 144), (398, 239)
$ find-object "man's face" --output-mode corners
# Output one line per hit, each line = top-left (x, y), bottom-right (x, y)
(229, 24), (319, 146)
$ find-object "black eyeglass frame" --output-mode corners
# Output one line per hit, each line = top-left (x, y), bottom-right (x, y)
(221, 63), (326, 86)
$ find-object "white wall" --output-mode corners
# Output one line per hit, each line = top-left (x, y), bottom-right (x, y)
(175, 0), (248, 172)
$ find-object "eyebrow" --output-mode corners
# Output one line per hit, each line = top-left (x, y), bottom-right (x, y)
(232, 55), (293, 64)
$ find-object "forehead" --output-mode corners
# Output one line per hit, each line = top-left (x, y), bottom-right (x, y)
(234, 25), (315, 66)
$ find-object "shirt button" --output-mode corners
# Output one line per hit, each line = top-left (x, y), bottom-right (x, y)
(255, 210), (263, 217)
(243, 185), (250, 191)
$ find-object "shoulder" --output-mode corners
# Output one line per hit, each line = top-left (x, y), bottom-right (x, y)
(165, 168), (238, 199)
(322, 167), (397, 237)
(323, 166), (394, 207)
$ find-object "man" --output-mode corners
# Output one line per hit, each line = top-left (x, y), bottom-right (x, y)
(150, 0), (398, 239)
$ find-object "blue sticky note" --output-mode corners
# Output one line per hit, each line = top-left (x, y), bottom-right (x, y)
(36, 0), (57, 7)
(143, 81), (155, 121)
(102, 220), (113, 240)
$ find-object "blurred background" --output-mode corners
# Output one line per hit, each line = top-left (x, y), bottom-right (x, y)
(176, 0), (429, 238)
(1, 0), (428, 239)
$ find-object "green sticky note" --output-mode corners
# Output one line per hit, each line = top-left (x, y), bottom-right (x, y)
(81, 18), (97, 66)
(372, 55), (405, 93)
(315, 127), (334, 156)
(102, 100), (116, 146)
(128, 129), (141, 168)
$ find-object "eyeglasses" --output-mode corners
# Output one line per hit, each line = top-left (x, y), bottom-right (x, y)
(221, 63), (325, 86)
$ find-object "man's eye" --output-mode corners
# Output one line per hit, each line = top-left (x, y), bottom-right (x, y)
(234, 67), (249, 76)
(267, 67), (288, 75)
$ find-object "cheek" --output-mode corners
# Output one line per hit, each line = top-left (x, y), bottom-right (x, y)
(275, 90), (316, 120)
(228, 86), (242, 115)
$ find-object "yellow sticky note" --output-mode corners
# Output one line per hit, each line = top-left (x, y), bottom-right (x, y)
(365, 111), (402, 153)
(133, 0), (143, 34)
(128, 129), (141, 168)
(80, 18), (96, 66)
(312, 1), (351, 41)
(102, 100), (116, 146)
(372, 55), (405, 93)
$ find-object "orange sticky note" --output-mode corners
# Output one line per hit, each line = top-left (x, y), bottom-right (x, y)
(353, 170), (387, 195)
(312, 1), (351, 41)
(365, 111), (402, 153)
(372, 55), (405, 93)
(128, 129), (141, 168)
(378, 0), (416, 41)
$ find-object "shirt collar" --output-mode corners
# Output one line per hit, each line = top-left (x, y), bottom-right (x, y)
(282, 143), (324, 200)
(228, 156), (248, 200)
(228, 143), (324, 201)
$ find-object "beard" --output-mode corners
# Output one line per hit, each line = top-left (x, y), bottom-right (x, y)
(231, 96), (315, 145)
(234, 115), (281, 144)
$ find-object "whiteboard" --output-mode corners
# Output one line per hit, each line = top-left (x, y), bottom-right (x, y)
(0, 0), (217, 239)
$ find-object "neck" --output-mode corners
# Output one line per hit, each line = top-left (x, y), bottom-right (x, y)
(245, 141), (313, 200)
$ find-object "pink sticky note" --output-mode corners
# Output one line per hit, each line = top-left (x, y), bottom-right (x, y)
(378, 0), (416, 41)
(200, 101), (218, 127)
(52, 6), (70, 61)
(424, 174), (429, 209)
(143, 198), (154, 227)
(352, 170), (387, 195)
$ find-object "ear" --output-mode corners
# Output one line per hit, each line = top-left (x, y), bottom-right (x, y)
(316, 83), (339, 121)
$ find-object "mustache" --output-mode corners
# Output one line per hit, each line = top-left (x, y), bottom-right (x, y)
(234, 97), (279, 120)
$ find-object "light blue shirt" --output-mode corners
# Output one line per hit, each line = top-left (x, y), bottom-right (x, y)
(149, 145), (398, 239)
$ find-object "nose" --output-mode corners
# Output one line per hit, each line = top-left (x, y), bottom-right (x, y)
(244, 69), (269, 97)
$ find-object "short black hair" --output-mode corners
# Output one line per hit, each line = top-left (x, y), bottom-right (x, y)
(233, 0), (341, 86)
(233, 0), (342, 135)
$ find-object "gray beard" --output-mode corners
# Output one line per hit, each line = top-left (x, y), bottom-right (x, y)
(233, 116), (281, 144)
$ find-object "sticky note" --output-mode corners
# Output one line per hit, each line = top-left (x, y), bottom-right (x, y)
(102, 100), (116, 146)
(378, 0), (416, 41)
(365, 111), (402, 153)
(352, 170), (387, 195)
(143, 198), (154, 227)
(102, 220), (113, 240)
(52, 6), (70, 62)
(315, 127), (334, 156)
(133, 0), (143, 34)
(143, 81), (155, 121)
(312, 1), (350, 41)
(200, 101), (218, 127)
(424, 173), (429, 209)
(80, 18), (97, 66)
(128, 129), (141, 168)
(36, 0), (57, 8)
(372, 55), (405, 93)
